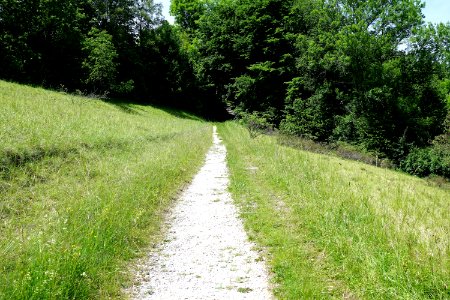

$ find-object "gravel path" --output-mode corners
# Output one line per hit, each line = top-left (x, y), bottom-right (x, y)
(128, 126), (272, 299)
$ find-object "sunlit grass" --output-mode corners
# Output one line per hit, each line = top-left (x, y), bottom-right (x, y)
(218, 122), (449, 299)
(0, 81), (211, 299)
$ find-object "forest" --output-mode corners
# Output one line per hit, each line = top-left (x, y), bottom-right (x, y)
(1, 0), (449, 178)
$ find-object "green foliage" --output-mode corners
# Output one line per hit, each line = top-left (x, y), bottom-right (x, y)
(401, 113), (450, 178)
(281, 80), (336, 140)
(2, 0), (450, 166)
(112, 79), (135, 96)
(435, 112), (450, 146)
(170, 0), (206, 31)
(82, 28), (118, 93)
(0, 0), (223, 117)
(412, 22), (450, 75)
(0, 0), (84, 86)
(237, 111), (274, 138)
(193, 0), (294, 120)
(439, 78), (450, 108)
(400, 146), (450, 178)
(180, 0), (449, 161)
(284, 0), (447, 157)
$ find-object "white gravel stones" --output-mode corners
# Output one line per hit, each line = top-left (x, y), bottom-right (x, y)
(129, 126), (272, 300)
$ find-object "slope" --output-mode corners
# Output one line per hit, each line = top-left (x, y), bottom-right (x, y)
(0, 81), (211, 299)
(218, 122), (449, 299)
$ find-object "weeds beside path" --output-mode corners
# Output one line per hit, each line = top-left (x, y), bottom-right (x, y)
(218, 121), (450, 299)
(128, 126), (272, 299)
(0, 81), (211, 299)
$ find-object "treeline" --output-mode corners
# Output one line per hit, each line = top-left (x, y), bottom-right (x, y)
(0, 0), (224, 117)
(170, 0), (450, 177)
(1, 0), (449, 177)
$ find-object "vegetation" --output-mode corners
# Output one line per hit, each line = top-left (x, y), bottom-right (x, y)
(175, 0), (450, 176)
(1, 0), (449, 176)
(0, 0), (226, 117)
(0, 81), (211, 299)
(1, 0), (449, 295)
(400, 114), (450, 178)
(218, 122), (449, 299)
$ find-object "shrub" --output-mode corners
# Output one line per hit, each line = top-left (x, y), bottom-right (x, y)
(400, 146), (450, 178)
(113, 80), (135, 97)
(238, 111), (274, 138)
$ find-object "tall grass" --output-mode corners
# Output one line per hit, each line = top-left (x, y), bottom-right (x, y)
(0, 81), (211, 299)
(218, 122), (449, 299)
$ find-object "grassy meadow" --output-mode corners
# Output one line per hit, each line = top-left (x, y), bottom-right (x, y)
(218, 122), (449, 299)
(0, 81), (211, 299)
(1, 79), (449, 299)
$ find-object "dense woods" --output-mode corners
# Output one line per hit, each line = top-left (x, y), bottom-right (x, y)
(0, 0), (220, 115)
(1, 0), (449, 177)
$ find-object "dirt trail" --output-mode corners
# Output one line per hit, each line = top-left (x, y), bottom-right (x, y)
(128, 126), (272, 299)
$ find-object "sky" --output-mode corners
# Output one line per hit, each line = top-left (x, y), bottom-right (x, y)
(155, 0), (450, 25)
(422, 0), (450, 24)
(157, 0), (174, 24)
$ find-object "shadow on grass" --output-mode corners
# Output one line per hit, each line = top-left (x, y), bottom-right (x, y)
(0, 140), (129, 181)
(101, 98), (207, 121)
(276, 133), (450, 189)
(101, 98), (144, 115)
(276, 133), (395, 168)
(157, 106), (206, 121)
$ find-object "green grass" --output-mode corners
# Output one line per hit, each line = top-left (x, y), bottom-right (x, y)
(2, 80), (449, 299)
(218, 122), (449, 299)
(0, 81), (211, 299)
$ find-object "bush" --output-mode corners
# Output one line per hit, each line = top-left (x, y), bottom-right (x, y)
(113, 80), (135, 97)
(400, 146), (450, 178)
(238, 111), (274, 138)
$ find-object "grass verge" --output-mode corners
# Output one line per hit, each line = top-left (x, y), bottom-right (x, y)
(218, 121), (449, 299)
(0, 81), (211, 299)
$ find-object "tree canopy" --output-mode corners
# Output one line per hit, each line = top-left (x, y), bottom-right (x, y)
(172, 0), (449, 164)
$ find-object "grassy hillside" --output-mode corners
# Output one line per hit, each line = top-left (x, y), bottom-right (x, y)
(0, 81), (211, 299)
(218, 122), (449, 299)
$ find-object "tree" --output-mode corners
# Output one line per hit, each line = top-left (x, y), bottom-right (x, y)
(282, 0), (447, 158)
(170, 0), (205, 32)
(0, 0), (85, 87)
(82, 28), (118, 93)
(192, 0), (294, 123)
